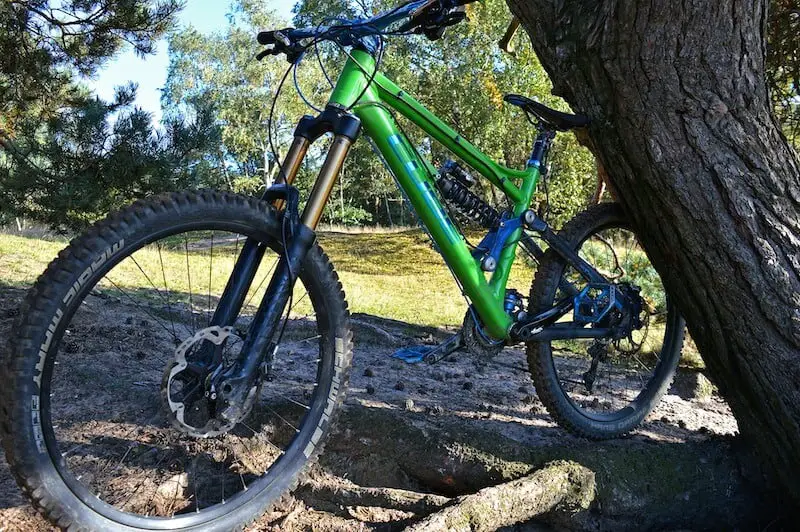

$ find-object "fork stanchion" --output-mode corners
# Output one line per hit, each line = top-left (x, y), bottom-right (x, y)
(301, 135), (354, 229)
(270, 135), (310, 211)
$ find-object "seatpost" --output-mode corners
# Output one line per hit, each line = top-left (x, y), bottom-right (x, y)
(528, 128), (556, 170)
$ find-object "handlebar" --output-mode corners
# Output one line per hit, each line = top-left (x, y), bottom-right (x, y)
(257, 0), (480, 50)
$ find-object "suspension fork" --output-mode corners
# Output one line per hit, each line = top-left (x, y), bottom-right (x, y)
(207, 135), (310, 332)
(213, 106), (361, 420)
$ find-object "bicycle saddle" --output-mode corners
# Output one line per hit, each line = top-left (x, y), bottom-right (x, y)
(504, 94), (590, 131)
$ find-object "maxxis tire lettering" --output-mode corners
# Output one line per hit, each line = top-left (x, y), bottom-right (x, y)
(31, 240), (125, 454)
(305, 336), (346, 459)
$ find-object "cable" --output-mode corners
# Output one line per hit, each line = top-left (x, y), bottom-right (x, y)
(266, 62), (295, 188)
(352, 99), (482, 251)
(541, 159), (550, 223)
(331, 30), (386, 112)
(293, 52), (324, 113)
(272, 212), (293, 350)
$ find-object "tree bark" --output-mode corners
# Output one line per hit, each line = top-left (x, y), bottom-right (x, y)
(506, 0), (800, 499)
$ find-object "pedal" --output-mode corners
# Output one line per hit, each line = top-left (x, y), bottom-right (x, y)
(391, 332), (464, 364)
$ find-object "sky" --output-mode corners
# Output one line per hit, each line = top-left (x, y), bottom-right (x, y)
(85, 1), (294, 125)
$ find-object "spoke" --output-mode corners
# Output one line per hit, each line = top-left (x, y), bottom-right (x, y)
(129, 255), (174, 311)
(229, 442), (249, 492)
(191, 452), (200, 512)
(265, 406), (300, 433)
(243, 257), (280, 311)
(184, 235), (197, 332)
(102, 277), (176, 342)
(219, 446), (227, 504)
(292, 334), (322, 344)
(208, 231), (214, 326)
(280, 395), (311, 410)
(157, 243), (179, 341)
(289, 289), (310, 315)
(170, 467), (184, 517)
(115, 439), (170, 512)
(240, 420), (285, 457)
(292, 309), (318, 323)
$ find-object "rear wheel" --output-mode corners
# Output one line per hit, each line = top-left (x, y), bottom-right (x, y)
(1, 191), (352, 531)
(528, 203), (684, 439)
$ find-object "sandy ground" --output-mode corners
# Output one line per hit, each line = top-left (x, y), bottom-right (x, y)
(0, 285), (737, 531)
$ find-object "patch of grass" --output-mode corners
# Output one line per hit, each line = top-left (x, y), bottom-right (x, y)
(0, 230), (702, 367)
(0, 230), (536, 329)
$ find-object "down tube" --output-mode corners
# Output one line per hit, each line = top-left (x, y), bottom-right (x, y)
(354, 106), (513, 339)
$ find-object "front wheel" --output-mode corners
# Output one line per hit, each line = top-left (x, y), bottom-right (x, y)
(528, 203), (685, 439)
(1, 191), (352, 531)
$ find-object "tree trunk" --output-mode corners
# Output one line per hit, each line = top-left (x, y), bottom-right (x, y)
(506, 0), (800, 499)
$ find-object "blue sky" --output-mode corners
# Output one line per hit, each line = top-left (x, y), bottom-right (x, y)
(86, 1), (294, 125)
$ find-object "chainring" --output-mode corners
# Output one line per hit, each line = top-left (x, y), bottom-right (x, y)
(462, 309), (505, 358)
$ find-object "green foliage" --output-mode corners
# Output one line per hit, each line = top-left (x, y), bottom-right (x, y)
(162, 2), (321, 191)
(0, 0), (181, 137)
(0, 90), (222, 230)
(1, 0), (796, 231)
(0, 0), (193, 230)
(767, 0), (800, 147)
(295, 0), (597, 227)
(160, 0), (597, 227)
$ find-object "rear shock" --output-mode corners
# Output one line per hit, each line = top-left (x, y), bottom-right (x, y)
(435, 160), (500, 229)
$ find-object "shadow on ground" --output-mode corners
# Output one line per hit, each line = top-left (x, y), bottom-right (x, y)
(0, 284), (783, 531)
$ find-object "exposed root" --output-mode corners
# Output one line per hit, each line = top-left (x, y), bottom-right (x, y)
(405, 461), (595, 532)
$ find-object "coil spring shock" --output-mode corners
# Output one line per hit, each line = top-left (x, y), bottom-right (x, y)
(436, 161), (500, 229)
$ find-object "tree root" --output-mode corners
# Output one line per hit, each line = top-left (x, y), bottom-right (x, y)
(405, 461), (595, 532)
(318, 406), (774, 530)
(299, 471), (450, 515)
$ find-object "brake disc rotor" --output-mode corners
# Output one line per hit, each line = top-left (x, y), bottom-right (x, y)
(161, 326), (245, 438)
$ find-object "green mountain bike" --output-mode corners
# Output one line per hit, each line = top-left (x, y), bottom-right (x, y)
(2, 1), (685, 529)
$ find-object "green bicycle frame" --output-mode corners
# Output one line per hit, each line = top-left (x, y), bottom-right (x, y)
(326, 50), (539, 339)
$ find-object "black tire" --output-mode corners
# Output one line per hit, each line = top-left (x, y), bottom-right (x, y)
(1, 191), (353, 531)
(528, 203), (685, 439)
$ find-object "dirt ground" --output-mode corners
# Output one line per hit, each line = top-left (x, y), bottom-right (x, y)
(0, 284), (746, 531)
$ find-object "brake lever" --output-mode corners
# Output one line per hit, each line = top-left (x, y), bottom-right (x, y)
(499, 17), (520, 55)
(256, 48), (277, 61)
(274, 31), (292, 47)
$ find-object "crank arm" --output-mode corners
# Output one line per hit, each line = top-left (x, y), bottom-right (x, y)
(423, 332), (465, 364)
(528, 323), (612, 342)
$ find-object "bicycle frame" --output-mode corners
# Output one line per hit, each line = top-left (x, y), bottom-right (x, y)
(326, 50), (538, 338)
(212, 47), (619, 403)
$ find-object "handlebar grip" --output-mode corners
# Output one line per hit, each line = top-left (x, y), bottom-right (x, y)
(257, 28), (294, 45)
